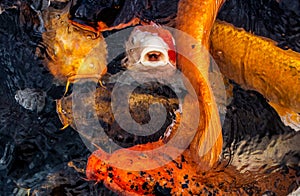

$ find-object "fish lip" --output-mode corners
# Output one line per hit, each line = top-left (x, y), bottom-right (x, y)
(128, 27), (177, 67)
(140, 47), (169, 67)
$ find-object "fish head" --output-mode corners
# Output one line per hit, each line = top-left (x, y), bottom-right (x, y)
(125, 24), (176, 69)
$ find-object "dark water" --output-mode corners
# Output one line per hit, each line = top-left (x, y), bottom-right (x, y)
(0, 0), (299, 195)
(218, 0), (300, 52)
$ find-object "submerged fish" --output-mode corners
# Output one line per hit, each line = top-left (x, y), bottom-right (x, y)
(66, 0), (300, 132)
(86, 141), (247, 195)
(86, 138), (298, 195)
(85, 0), (225, 194)
(42, 11), (107, 84)
(210, 20), (300, 130)
(15, 88), (46, 113)
(43, 0), (300, 194)
(109, 24), (187, 96)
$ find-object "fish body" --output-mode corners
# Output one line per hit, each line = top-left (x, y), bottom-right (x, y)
(46, 0), (300, 195)
(66, 0), (300, 124)
(86, 141), (248, 195)
(15, 88), (46, 113)
(210, 20), (300, 129)
(211, 20), (300, 113)
(86, 139), (299, 195)
(175, 0), (224, 169)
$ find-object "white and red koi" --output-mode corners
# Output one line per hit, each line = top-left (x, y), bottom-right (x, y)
(123, 24), (176, 70)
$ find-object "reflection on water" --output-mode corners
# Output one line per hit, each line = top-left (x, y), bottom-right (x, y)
(0, 0), (299, 195)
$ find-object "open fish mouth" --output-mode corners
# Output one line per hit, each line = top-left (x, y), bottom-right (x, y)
(140, 48), (169, 67)
(125, 25), (177, 69)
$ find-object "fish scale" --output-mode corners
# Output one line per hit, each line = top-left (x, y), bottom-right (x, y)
(210, 20), (300, 113)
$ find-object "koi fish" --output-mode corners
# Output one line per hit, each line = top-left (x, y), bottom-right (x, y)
(86, 140), (249, 196)
(67, 0), (300, 132)
(123, 24), (176, 69)
(210, 20), (300, 130)
(15, 88), (46, 113)
(113, 24), (188, 95)
(42, 11), (107, 84)
(86, 138), (297, 195)
(85, 1), (226, 195)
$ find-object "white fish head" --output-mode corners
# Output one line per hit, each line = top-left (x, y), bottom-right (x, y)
(125, 25), (176, 69)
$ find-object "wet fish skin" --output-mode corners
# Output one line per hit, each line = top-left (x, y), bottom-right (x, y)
(86, 141), (250, 195)
(175, 0), (225, 170)
(210, 20), (300, 113)
(14, 88), (46, 113)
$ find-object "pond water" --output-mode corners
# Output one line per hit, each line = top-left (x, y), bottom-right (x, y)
(0, 0), (299, 195)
